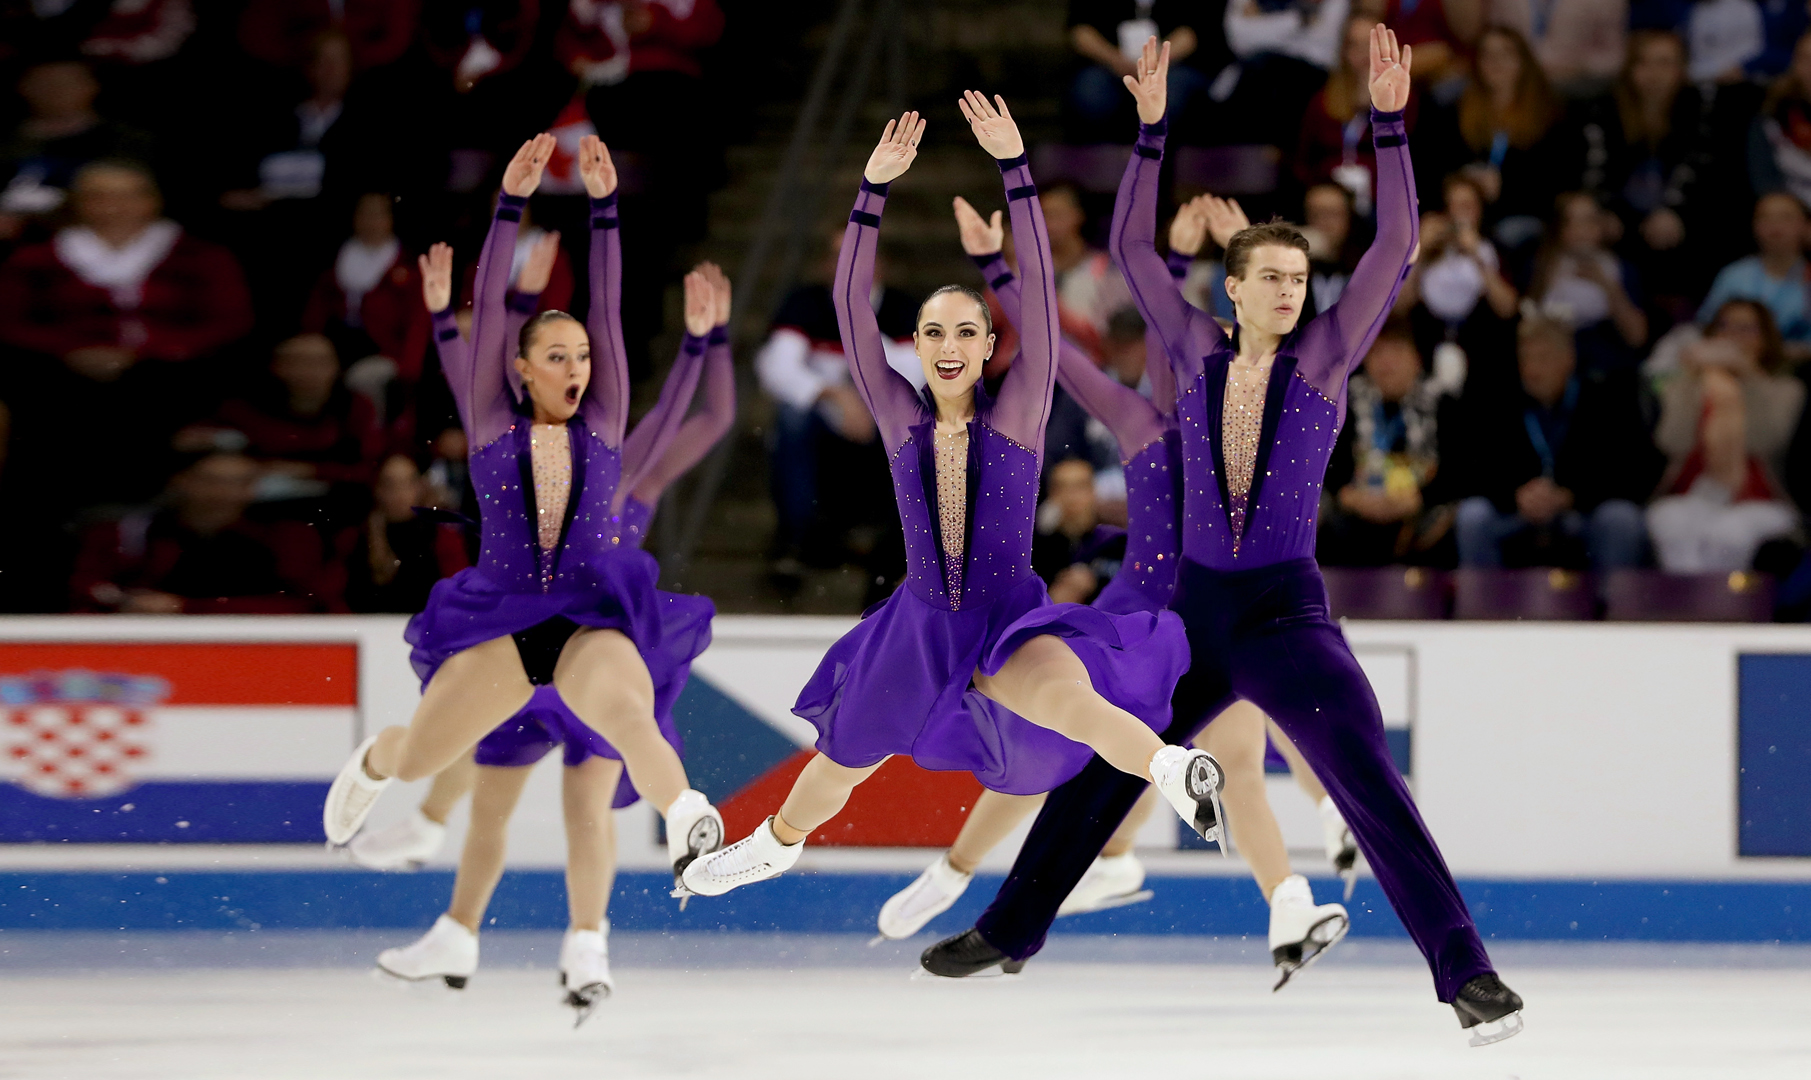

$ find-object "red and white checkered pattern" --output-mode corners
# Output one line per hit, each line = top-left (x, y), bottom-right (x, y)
(5, 703), (151, 799)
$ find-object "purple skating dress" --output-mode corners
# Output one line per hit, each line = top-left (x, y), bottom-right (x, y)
(407, 193), (727, 808)
(792, 159), (1190, 797)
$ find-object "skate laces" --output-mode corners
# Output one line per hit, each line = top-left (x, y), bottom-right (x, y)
(896, 873), (959, 919)
(700, 831), (780, 881)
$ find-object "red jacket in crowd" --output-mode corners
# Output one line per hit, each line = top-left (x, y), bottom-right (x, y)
(557, 0), (724, 80)
(301, 257), (433, 381)
(70, 511), (328, 614)
(209, 392), (386, 488)
(0, 233), (253, 361)
(238, 0), (421, 71)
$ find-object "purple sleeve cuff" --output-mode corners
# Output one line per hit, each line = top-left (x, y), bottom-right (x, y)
(996, 153), (1029, 172)
(860, 178), (890, 196)
(589, 193), (618, 211)
(708, 325), (729, 346)
(969, 251), (1007, 271)
(497, 193), (527, 221)
(1165, 250), (1193, 280)
(681, 332), (708, 354)
(506, 291), (539, 315)
(1371, 108), (1406, 126)
(432, 307), (459, 335)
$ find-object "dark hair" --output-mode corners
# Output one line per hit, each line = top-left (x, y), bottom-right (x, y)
(1105, 306), (1146, 343)
(72, 157), (158, 196)
(916, 284), (992, 336)
(518, 309), (583, 357)
(1223, 219), (1311, 280)
(1708, 298), (1788, 374)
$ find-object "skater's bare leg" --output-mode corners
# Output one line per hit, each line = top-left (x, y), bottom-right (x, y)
(368, 636), (534, 782)
(948, 790), (1044, 874)
(562, 757), (624, 931)
(445, 764), (535, 933)
(974, 635), (1164, 777)
(773, 754), (886, 843)
(1100, 787), (1161, 857)
(419, 755), (479, 825)
(1201, 700), (1290, 897)
(1268, 719), (1328, 803)
(553, 628), (687, 815)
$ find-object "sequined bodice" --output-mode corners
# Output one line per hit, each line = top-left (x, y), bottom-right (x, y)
(468, 420), (624, 592)
(1092, 431), (1182, 614)
(933, 427), (970, 604)
(530, 424), (572, 552)
(891, 419), (1039, 612)
(1220, 358), (1272, 546)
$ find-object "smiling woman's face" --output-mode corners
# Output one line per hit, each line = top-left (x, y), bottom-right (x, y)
(514, 316), (591, 423)
(915, 290), (994, 410)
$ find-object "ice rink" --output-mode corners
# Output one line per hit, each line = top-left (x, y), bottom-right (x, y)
(3, 932), (1808, 1079)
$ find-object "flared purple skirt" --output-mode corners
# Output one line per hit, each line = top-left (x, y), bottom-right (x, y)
(408, 548), (711, 809)
(794, 573), (1189, 795)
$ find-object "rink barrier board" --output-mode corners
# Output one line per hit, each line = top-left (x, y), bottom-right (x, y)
(1, 871), (1806, 942)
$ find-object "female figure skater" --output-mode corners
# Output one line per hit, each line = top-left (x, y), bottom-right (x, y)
(927, 34), (1525, 1045)
(323, 133), (726, 907)
(880, 196), (1348, 990)
(681, 96), (1222, 901)
(371, 254), (735, 1025)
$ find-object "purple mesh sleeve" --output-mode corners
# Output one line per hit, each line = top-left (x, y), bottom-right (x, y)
(582, 193), (630, 445)
(833, 179), (923, 453)
(1292, 109), (1419, 418)
(631, 325), (736, 504)
(467, 195), (525, 448)
(618, 331), (709, 507)
(502, 289), (538, 403)
(988, 154), (1060, 451)
(430, 307), (475, 435)
(973, 252), (1165, 461)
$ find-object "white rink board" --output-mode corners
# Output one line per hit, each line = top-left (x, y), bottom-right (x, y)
(2, 615), (1810, 881)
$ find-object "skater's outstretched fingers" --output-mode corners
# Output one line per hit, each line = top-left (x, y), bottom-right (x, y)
(864, 111), (925, 184)
(502, 132), (556, 198)
(517, 230), (562, 295)
(682, 268), (714, 336)
(1121, 36), (1170, 125)
(578, 134), (618, 199)
(953, 195), (1004, 256)
(420, 243), (454, 314)
(1201, 195), (1250, 252)
(1168, 198), (1208, 258)
(959, 91), (1023, 159)
(1369, 23), (1411, 113)
(701, 261), (731, 326)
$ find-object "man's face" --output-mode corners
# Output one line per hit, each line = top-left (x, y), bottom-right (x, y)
(1518, 333), (1576, 404)
(1048, 459), (1095, 523)
(1226, 244), (1309, 337)
(74, 167), (159, 236)
(1753, 195), (1807, 258)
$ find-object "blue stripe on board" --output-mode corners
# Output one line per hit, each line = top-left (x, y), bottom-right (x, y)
(1737, 653), (1811, 857)
(0, 782), (328, 843)
(669, 676), (800, 804)
(2, 871), (1805, 942)
(1261, 730), (1409, 775)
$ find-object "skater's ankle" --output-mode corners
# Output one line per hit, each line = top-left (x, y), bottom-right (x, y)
(445, 913), (480, 935)
(946, 851), (979, 875)
(417, 805), (450, 826)
(771, 812), (810, 846)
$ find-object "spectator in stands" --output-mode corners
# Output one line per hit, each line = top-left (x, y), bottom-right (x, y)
(1373, 0), (1480, 86)
(70, 450), (327, 614)
(1750, 0), (1811, 79)
(181, 334), (385, 521)
(1032, 457), (1120, 604)
(1302, 181), (1360, 320)
(0, 159), (252, 383)
(1319, 325), (1459, 567)
(1422, 25), (1566, 258)
(756, 241), (920, 575)
(1454, 314), (1661, 570)
(1687, 0), (1766, 83)
(1699, 191), (1811, 350)
(1528, 191), (1649, 375)
(1647, 300), (1803, 571)
(1493, 0), (1629, 97)
(302, 192), (431, 398)
(0, 59), (153, 244)
(1572, 30), (1710, 316)
(421, 0), (537, 95)
(1751, 30), (1811, 206)
(1064, 0), (1214, 142)
(327, 453), (469, 613)
(1296, 12), (1418, 212)
(1395, 172), (1519, 390)
(1045, 181), (1135, 352)
(1218, 0), (1347, 145)
(238, 0), (420, 73)
(1045, 308), (1142, 488)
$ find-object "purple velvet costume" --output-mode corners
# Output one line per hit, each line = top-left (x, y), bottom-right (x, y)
(792, 158), (1190, 797)
(408, 192), (731, 808)
(973, 112), (1497, 1002)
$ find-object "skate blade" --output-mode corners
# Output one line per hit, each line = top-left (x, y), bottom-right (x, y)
(908, 964), (1012, 982)
(1466, 1011), (1524, 1047)
(1271, 912), (1350, 992)
(565, 984), (611, 1028)
(372, 965), (469, 992)
(1057, 888), (1155, 918)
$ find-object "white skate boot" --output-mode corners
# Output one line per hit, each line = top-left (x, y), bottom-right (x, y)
(560, 922), (613, 1027)
(1319, 796), (1359, 900)
(1149, 746), (1227, 852)
(376, 915), (478, 989)
(681, 816), (802, 897)
(875, 855), (972, 941)
(1268, 874), (1348, 991)
(664, 789), (724, 907)
(323, 735), (391, 846)
(1056, 852), (1154, 916)
(348, 809), (446, 871)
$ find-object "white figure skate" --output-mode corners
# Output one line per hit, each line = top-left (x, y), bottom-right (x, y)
(664, 789), (724, 907)
(1268, 874), (1349, 991)
(348, 809), (445, 870)
(875, 855), (973, 941)
(681, 816), (802, 897)
(560, 923), (613, 1027)
(1056, 852), (1154, 916)
(323, 735), (390, 846)
(376, 915), (477, 989)
(1150, 746), (1227, 852)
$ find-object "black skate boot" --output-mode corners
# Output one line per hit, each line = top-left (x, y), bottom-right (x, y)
(1452, 974), (1524, 1046)
(919, 929), (1027, 978)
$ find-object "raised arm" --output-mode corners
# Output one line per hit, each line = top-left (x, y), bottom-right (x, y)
(468, 135), (551, 448)
(1111, 38), (1224, 391)
(578, 134), (630, 445)
(632, 266), (737, 504)
(836, 112), (929, 453)
(1296, 26), (1419, 405)
(619, 265), (715, 503)
(962, 91), (1055, 450)
(420, 243), (477, 432)
(500, 229), (563, 403)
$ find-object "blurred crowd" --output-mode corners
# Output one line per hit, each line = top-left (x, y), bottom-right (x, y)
(758, 0), (1811, 619)
(11, 1), (1811, 619)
